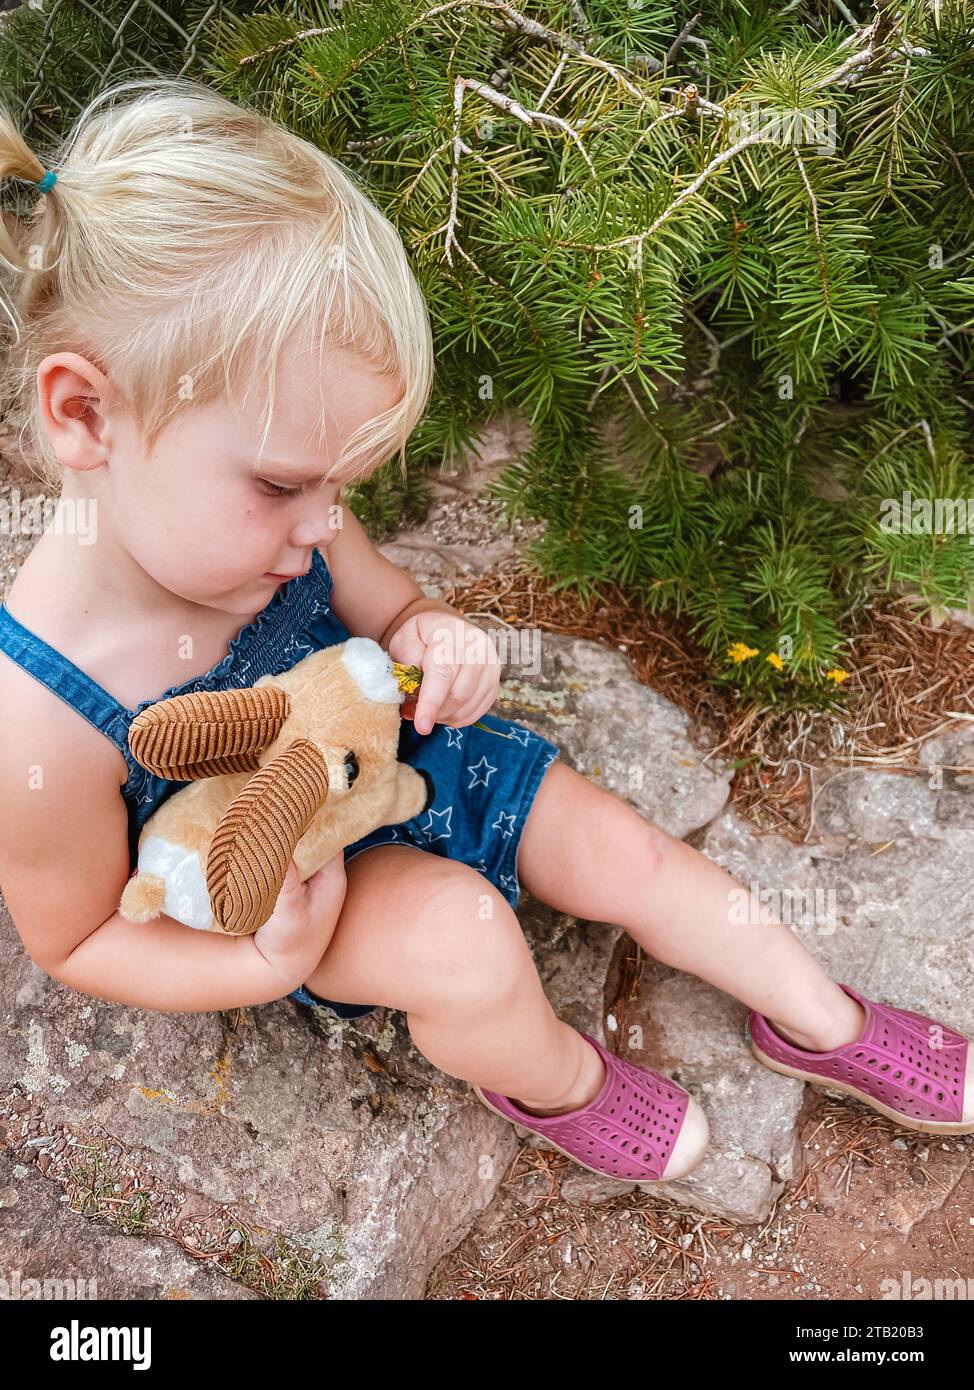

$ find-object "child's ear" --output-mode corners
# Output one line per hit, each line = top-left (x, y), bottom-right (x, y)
(128, 685), (291, 780)
(36, 352), (114, 474)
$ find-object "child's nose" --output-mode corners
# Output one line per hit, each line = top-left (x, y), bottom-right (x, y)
(289, 507), (338, 549)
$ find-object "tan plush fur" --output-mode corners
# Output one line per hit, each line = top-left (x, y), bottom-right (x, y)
(119, 639), (430, 936)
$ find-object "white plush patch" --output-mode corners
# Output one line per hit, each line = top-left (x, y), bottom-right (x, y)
(340, 636), (402, 704)
(138, 835), (213, 931)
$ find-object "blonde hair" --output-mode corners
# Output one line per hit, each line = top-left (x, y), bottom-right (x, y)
(0, 76), (434, 491)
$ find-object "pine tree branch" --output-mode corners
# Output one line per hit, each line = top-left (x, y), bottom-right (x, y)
(883, 55), (911, 200)
(558, 130), (773, 257)
(440, 74), (598, 265)
(482, 0), (662, 86)
(658, 86), (726, 117)
(811, 0), (929, 91)
(946, 148), (974, 205)
(792, 149), (831, 313)
(238, 23), (333, 67)
(237, 0), (664, 95)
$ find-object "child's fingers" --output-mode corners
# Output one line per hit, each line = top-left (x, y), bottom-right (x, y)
(413, 662), (455, 733)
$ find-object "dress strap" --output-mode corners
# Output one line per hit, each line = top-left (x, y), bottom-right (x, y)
(0, 601), (130, 750)
(0, 547), (336, 753)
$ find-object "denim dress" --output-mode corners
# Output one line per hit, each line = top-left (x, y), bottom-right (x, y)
(0, 548), (559, 1019)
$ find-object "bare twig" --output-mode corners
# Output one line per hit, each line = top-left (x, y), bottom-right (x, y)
(666, 13), (702, 68)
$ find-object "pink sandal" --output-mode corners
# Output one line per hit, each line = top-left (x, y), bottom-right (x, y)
(747, 981), (972, 1135)
(472, 1031), (697, 1183)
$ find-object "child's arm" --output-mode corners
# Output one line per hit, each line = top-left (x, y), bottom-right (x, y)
(325, 507), (462, 649)
(323, 509), (503, 734)
(48, 900), (331, 1012)
(0, 666), (340, 1012)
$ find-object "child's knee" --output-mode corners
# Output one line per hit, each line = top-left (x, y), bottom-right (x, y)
(593, 796), (672, 898)
(408, 872), (529, 1011)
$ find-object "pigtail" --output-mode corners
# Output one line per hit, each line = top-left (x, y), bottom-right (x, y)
(0, 101), (57, 275)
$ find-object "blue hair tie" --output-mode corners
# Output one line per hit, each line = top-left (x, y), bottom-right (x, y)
(34, 169), (57, 192)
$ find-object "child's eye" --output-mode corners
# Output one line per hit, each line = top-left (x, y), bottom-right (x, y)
(258, 479), (304, 498)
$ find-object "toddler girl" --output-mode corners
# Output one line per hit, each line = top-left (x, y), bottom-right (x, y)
(0, 78), (970, 1188)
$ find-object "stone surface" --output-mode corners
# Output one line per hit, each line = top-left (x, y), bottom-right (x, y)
(0, 612), (732, 1296)
(495, 634), (732, 841)
(0, 1142), (258, 1300)
(699, 736), (974, 1029)
(3, 453), (972, 1294)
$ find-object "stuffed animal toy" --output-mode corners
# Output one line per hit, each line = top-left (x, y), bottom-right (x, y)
(119, 637), (434, 937)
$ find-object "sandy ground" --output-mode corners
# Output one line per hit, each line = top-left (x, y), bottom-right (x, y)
(426, 1086), (973, 1300)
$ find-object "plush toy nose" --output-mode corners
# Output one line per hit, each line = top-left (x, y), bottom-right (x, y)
(340, 636), (402, 703)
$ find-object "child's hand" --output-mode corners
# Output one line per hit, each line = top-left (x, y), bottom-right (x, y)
(389, 612), (502, 735)
(253, 853), (347, 984)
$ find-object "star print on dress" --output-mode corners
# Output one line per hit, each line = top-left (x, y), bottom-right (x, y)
(416, 804), (454, 843)
(491, 809), (517, 839)
(499, 871), (519, 895)
(134, 779), (155, 807)
(445, 727), (465, 749)
(466, 754), (498, 789)
(541, 752), (558, 770)
(503, 725), (535, 747)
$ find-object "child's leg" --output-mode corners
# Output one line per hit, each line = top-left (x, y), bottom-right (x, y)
(303, 844), (604, 1107)
(300, 843), (707, 1169)
(518, 762), (884, 1050)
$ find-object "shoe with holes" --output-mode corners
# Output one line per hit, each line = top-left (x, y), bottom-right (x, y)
(472, 1030), (709, 1183)
(746, 981), (974, 1135)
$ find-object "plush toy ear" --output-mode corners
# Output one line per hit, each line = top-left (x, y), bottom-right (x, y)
(128, 686), (292, 781)
(205, 738), (331, 936)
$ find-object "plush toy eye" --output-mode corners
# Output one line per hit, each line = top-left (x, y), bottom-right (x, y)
(344, 751), (359, 786)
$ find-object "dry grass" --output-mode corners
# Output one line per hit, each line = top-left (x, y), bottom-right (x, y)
(448, 560), (974, 842)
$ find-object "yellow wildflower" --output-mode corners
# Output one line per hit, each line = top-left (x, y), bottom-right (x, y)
(766, 652), (784, 670)
(391, 661), (423, 696)
(825, 667), (849, 684)
(727, 642), (759, 664)
(390, 660), (510, 737)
